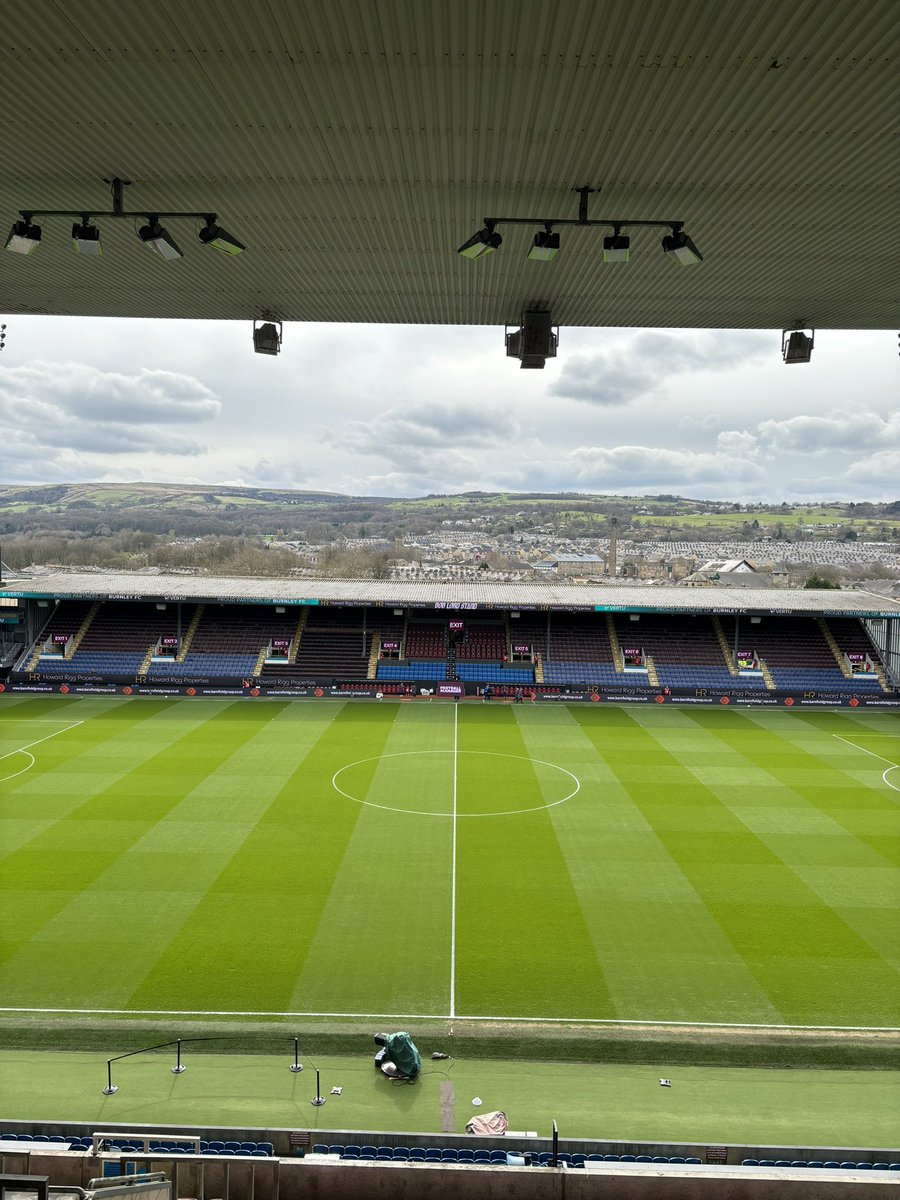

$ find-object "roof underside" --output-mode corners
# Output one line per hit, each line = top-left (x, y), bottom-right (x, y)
(0, 0), (897, 330)
(4, 574), (899, 616)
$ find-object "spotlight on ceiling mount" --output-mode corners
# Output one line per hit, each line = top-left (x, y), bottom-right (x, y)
(662, 227), (703, 265)
(198, 217), (246, 255)
(138, 217), (183, 261)
(782, 327), (814, 364)
(5, 218), (41, 256)
(527, 227), (560, 261)
(457, 224), (502, 260)
(602, 228), (630, 263)
(253, 317), (282, 356)
(505, 309), (558, 369)
(72, 216), (102, 256)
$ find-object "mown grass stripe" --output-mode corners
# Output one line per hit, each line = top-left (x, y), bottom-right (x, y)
(455, 705), (612, 1018)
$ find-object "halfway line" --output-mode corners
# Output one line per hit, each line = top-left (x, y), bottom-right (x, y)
(449, 701), (458, 1019)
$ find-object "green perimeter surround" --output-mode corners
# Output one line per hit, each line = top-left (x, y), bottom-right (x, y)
(1, 1049), (898, 1149)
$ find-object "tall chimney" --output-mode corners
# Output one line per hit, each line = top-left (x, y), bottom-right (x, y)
(607, 518), (618, 577)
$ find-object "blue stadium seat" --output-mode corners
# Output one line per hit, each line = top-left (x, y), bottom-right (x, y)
(473, 1150), (490, 1163)
(742, 1159), (759, 1166)
(489, 1150), (507, 1163)
(376, 1146), (393, 1159)
(758, 1160), (775, 1166)
(360, 1145), (378, 1157)
(791, 1160), (808, 1168)
(393, 1147), (409, 1160)
(669, 1156), (686, 1164)
(839, 1161), (857, 1169)
(602, 1154), (619, 1161)
(652, 1156), (669, 1163)
(873, 1164), (889, 1171)
(328, 1145), (344, 1156)
(774, 1160), (791, 1167)
(208, 1141), (225, 1152)
(636, 1155), (652, 1163)
(457, 1149), (475, 1163)
(571, 1154), (587, 1166)
(620, 1154), (636, 1162)
(685, 1157), (702, 1165)
(257, 1142), (274, 1156)
(442, 1148), (458, 1162)
(856, 1163), (874, 1170)
(408, 1148), (426, 1161)
(822, 1161), (840, 1169)
(807, 1161), (824, 1168)
(252, 1150), (269, 1157)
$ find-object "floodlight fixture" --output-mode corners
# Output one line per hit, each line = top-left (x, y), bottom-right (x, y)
(782, 327), (814, 364)
(527, 227), (560, 261)
(71, 216), (102, 256)
(602, 228), (630, 263)
(198, 217), (246, 255)
(662, 226), (703, 265)
(138, 217), (183, 260)
(253, 318), (282, 356)
(5, 218), (41, 255)
(506, 309), (558, 369)
(458, 223), (502, 259)
(6, 179), (244, 263)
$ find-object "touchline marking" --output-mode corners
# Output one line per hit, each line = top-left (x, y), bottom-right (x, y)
(0, 1005), (895, 1033)
(833, 733), (900, 795)
(450, 701), (458, 1020)
(0, 721), (83, 763)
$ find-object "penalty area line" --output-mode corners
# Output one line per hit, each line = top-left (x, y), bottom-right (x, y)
(0, 721), (84, 762)
(0, 1005), (895, 1034)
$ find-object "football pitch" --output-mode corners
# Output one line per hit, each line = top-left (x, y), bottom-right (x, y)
(0, 695), (898, 1030)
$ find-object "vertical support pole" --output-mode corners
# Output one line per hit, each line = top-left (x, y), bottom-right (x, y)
(172, 1039), (186, 1074)
(311, 1069), (325, 1105)
(733, 613), (740, 665)
(552, 1119), (558, 1167)
(102, 1059), (118, 1095)
(290, 1037), (303, 1072)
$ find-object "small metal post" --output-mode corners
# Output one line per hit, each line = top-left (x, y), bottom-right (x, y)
(102, 1059), (118, 1095)
(311, 1069), (325, 1105)
(290, 1037), (304, 1073)
(172, 1039), (186, 1074)
(552, 1119), (558, 1167)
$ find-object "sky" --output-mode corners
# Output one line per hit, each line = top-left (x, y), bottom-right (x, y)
(0, 317), (896, 503)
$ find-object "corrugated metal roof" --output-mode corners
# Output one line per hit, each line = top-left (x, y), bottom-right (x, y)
(4, 572), (899, 616)
(1, 0), (896, 327)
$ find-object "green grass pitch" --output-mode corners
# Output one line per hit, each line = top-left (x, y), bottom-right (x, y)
(0, 696), (897, 1029)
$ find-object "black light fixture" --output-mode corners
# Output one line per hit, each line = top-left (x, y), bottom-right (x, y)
(139, 217), (183, 261)
(527, 227), (560, 261)
(198, 217), (246, 255)
(5, 218), (41, 255)
(6, 178), (245, 262)
(253, 317), (282, 356)
(458, 187), (702, 267)
(505, 309), (558, 369)
(457, 223), (502, 259)
(71, 216), (102, 256)
(602, 227), (630, 263)
(661, 226), (703, 266)
(782, 327), (814, 364)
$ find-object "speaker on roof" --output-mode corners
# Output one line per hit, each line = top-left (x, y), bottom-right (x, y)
(505, 309), (558, 369)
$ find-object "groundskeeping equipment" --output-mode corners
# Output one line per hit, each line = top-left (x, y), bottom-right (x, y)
(373, 1031), (421, 1079)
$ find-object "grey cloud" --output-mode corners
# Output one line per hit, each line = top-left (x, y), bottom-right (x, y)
(550, 330), (770, 406)
(0, 362), (221, 424)
(567, 445), (766, 486)
(757, 411), (900, 454)
(324, 403), (517, 457)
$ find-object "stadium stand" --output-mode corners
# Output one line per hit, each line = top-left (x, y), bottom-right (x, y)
(265, 606), (368, 679)
(149, 603), (288, 678)
(718, 614), (887, 691)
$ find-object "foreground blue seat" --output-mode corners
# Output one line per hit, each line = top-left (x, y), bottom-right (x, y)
(408, 1148), (426, 1161)
(457, 1150), (474, 1163)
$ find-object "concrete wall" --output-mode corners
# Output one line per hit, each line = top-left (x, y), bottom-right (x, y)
(0, 1150), (894, 1199)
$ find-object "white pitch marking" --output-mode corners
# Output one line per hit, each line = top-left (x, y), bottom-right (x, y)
(0, 751), (35, 784)
(331, 749), (580, 817)
(0, 721), (83, 763)
(450, 702), (458, 1019)
(0, 1004), (894, 1034)
(832, 733), (900, 794)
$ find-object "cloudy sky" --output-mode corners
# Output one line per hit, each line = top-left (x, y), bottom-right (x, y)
(0, 317), (896, 502)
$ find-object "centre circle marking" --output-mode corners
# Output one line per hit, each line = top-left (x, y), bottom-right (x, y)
(331, 749), (580, 817)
